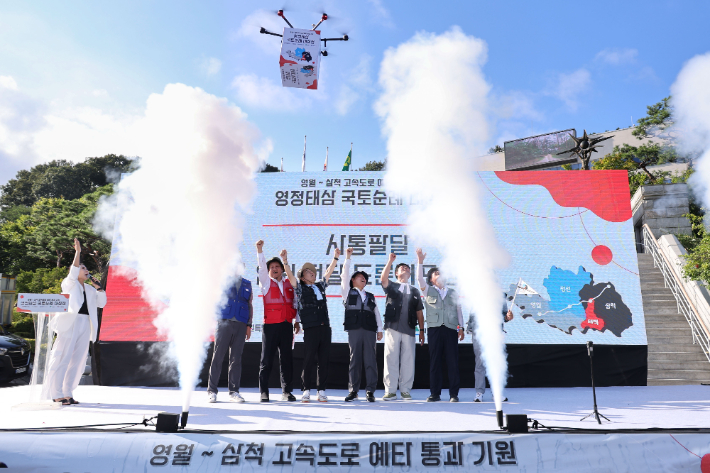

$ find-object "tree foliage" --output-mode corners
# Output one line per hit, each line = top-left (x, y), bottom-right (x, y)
(680, 210), (710, 285)
(633, 96), (673, 139)
(16, 267), (69, 294)
(0, 154), (134, 209)
(260, 163), (280, 172)
(0, 185), (113, 277)
(358, 160), (386, 171)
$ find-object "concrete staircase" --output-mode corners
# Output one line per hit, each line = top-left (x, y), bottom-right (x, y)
(639, 253), (710, 385)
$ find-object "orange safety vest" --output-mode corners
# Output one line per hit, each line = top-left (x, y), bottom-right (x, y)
(263, 279), (296, 324)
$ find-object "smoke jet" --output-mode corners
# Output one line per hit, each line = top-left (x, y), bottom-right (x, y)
(95, 84), (267, 416)
(671, 52), (710, 214)
(375, 28), (510, 414)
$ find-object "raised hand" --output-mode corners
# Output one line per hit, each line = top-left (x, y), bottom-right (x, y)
(74, 238), (81, 253)
(279, 249), (288, 263)
(256, 240), (264, 252)
(346, 247), (354, 259)
(388, 253), (396, 263)
(416, 247), (426, 263)
(334, 247), (341, 259)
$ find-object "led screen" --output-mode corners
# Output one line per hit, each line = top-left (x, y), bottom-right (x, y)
(504, 129), (577, 170)
(101, 171), (646, 346)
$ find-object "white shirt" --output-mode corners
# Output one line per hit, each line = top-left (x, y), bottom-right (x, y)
(257, 252), (287, 296)
(341, 259), (384, 332)
(257, 252), (300, 322)
(417, 263), (464, 328)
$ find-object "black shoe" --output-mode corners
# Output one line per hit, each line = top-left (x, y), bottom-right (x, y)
(344, 391), (358, 402)
(282, 392), (296, 402)
(503, 397), (508, 402)
(366, 391), (375, 402)
(260, 392), (269, 402)
(450, 396), (459, 402)
(68, 397), (79, 405)
(427, 395), (441, 402)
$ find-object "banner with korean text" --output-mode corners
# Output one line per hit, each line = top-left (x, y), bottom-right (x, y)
(101, 171), (646, 346)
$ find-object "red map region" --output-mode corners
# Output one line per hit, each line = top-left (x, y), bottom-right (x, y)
(580, 299), (605, 332)
(495, 170), (631, 223)
(307, 79), (318, 90)
(279, 56), (297, 67)
(100, 266), (165, 342)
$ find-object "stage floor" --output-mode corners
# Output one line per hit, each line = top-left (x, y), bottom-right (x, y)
(2, 384), (709, 432)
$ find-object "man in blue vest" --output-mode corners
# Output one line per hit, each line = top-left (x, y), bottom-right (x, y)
(207, 275), (253, 403)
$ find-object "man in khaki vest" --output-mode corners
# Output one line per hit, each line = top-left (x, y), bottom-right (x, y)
(416, 248), (464, 402)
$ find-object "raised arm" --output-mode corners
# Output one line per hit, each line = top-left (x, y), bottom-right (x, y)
(280, 249), (298, 288)
(256, 240), (270, 295)
(416, 248), (427, 292)
(340, 247), (354, 300)
(323, 247), (341, 281)
(72, 238), (81, 268)
(381, 253), (396, 289)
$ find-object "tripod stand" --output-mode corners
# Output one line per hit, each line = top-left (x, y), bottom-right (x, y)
(580, 341), (610, 424)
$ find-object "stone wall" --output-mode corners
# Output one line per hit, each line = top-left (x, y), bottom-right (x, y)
(631, 183), (692, 241)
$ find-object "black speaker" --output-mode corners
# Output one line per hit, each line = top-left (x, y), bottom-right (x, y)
(156, 412), (179, 433)
(506, 414), (528, 433)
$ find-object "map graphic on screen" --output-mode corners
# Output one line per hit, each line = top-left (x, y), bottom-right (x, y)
(101, 170), (645, 346)
(504, 129), (578, 170)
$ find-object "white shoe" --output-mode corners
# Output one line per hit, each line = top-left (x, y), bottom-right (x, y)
(208, 392), (217, 403)
(229, 392), (245, 403)
(317, 390), (328, 402)
(474, 392), (483, 402)
(301, 391), (311, 403)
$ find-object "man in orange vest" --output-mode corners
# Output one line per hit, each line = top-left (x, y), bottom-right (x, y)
(256, 239), (301, 402)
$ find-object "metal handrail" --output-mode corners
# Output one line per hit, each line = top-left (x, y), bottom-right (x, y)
(642, 224), (710, 364)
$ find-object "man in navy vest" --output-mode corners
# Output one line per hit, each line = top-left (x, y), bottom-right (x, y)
(341, 247), (384, 402)
(207, 275), (253, 403)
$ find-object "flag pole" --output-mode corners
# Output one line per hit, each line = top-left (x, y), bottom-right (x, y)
(302, 135), (307, 172)
(324, 147), (328, 171)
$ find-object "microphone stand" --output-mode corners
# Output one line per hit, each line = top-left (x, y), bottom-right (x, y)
(580, 341), (609, 424)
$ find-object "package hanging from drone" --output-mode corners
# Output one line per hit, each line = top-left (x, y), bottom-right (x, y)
(280, 27), (321, 90)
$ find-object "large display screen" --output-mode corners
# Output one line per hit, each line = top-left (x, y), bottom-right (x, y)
(504, 129), (577, 170)
(101, 171), (646, 346)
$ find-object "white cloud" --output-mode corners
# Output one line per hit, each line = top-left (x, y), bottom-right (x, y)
(233, 9), (284, 55)
(335, 55), (374, 115)
(0, 78), (274, 186)
(549, 68), (591, 112)
(199, 57), (222, 76)
(0, 76), (19, 90)
(595, 47), (638, 65)
(231, 74), (313, 111)
(366, 0), (394, 28)
(91, 89), (109, 97)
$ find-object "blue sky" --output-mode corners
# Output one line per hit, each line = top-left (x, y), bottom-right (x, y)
(1, 0), (709, 184)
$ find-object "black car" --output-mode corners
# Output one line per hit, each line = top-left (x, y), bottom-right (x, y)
(0, 326), (31, 383)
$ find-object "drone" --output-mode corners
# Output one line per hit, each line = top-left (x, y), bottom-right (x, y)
(259, 10), (349, 57)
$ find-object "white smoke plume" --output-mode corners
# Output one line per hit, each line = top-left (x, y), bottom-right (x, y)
(375, 27), (510, 412)
(96, 84), (267, 411)
(671, 52), (710, 213)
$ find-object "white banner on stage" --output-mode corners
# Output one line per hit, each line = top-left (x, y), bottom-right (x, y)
(280, 28), (321, 89)
(1, 432), (709, 471)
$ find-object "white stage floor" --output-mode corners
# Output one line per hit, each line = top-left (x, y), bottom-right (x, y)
(2, 384), (709, 431)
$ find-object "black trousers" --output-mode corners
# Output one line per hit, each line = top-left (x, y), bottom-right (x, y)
(428, 326), (460, 398)
(301, 324), (331, 391)
(259, 321), (294, 394)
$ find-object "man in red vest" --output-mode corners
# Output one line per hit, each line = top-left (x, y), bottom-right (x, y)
(256, 239), (301, 402)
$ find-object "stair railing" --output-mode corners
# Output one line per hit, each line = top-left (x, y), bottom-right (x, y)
(642, 224), (710, 364)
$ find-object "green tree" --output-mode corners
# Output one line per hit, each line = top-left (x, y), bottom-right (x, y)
(16, 267), (69, 294)
(488, 145), (504, 153)
(633, 96), (673, 139)
(0, 154), (134, 209)
(358, 160), (386, 171)
(680, 212), (710, 284)
(260, 163), (280, 172)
